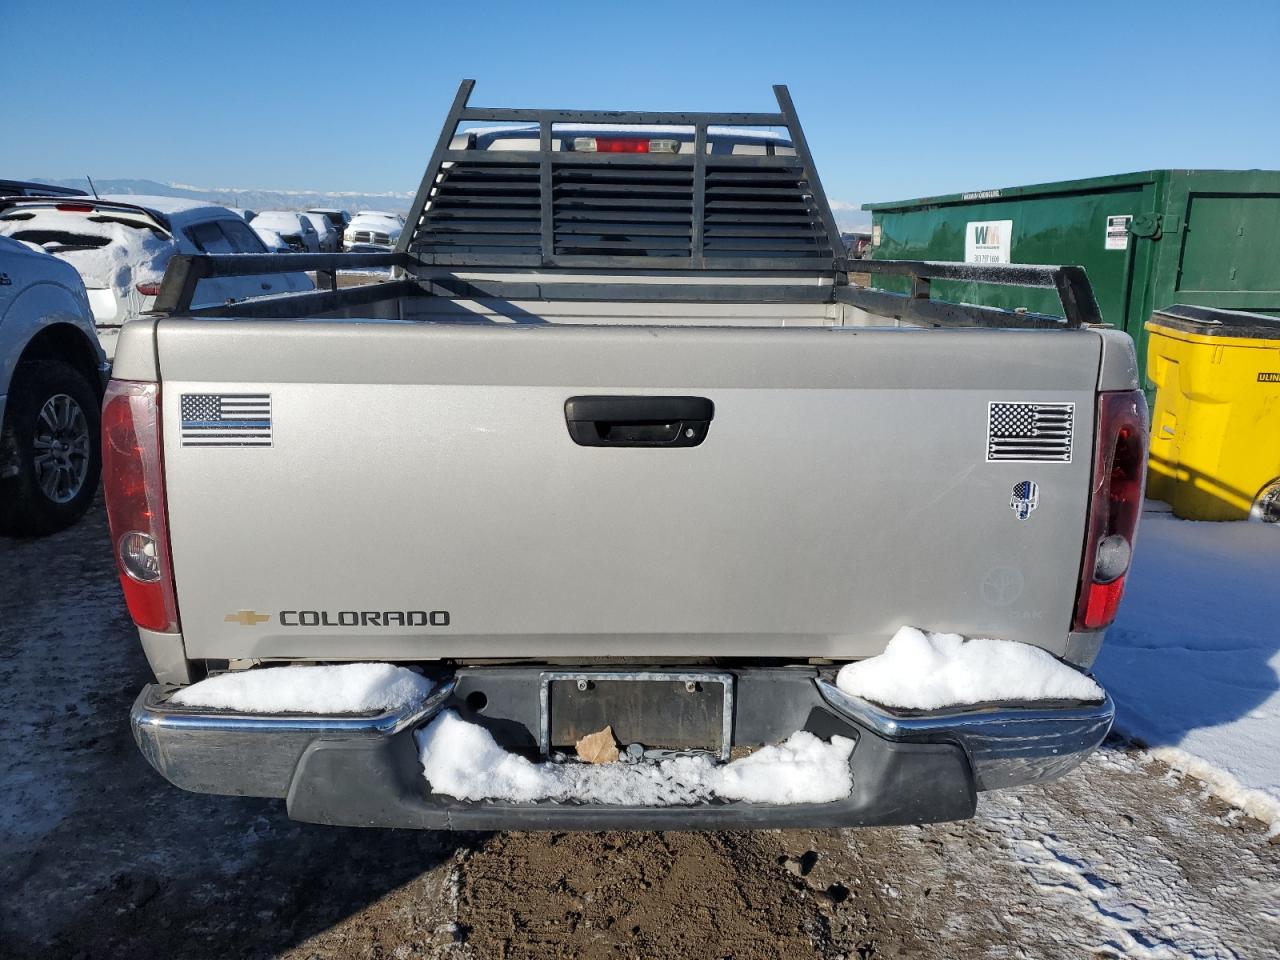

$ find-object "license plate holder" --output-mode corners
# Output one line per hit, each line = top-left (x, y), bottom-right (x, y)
(539, 671), (734, 761)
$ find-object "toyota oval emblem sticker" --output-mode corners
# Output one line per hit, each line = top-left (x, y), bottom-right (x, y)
(1010, 480), (1039, 520)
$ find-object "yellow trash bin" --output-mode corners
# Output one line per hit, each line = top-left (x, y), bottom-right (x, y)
(1146, 305), (1280, 521)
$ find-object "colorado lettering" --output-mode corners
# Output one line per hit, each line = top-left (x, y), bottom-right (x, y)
(279, 610), (451, 627)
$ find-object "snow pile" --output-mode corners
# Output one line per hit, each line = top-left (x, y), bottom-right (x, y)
(1097, 507), (1280, 833)
(710, 733), (855, 804)
(168, 663), (434, 714)
(416, 710), (854, 805)
(836, 627), (1104, 711)
(0, 213), (172, 292)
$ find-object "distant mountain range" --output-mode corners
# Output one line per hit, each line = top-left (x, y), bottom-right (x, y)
(31, 177), (414, 214)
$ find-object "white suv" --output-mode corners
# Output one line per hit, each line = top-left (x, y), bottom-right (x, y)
(0, 196), (313, 360)
(0, 236), (107, 536)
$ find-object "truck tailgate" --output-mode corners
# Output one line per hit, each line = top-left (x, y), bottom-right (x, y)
(156, 319), (1100, 661)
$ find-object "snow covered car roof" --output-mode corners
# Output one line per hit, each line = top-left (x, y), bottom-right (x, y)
(253, 210), (307, 227)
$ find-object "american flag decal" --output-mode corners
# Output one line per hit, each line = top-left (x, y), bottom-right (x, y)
(180, 394), (272, 447)
(987, 401), (1073, 463)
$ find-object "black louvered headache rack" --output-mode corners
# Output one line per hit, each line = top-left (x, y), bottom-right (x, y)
(151, 81), (1102, 329)
(396, 79), (846, 273)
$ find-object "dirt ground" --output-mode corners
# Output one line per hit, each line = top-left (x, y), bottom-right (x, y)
(2, 504), (1277, 960)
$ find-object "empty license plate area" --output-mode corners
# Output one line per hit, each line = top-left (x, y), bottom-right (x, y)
(539, 672), (734, 761)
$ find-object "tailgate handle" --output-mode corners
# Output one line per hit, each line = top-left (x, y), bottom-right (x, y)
(564, 396), (714, 447)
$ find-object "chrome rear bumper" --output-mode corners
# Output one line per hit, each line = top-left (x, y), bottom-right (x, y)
(130, 669), (1112, 829)
(130, 681), (455, 798)
(816, 680), (1114, 791)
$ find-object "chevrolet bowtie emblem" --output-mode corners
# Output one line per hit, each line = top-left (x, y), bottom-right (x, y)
(225, 610), (271, 626)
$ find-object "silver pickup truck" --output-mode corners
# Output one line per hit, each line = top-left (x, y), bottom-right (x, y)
(110, 83), (1146, 830)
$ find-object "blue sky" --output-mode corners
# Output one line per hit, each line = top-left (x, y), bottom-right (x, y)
(4, 0), (1277, 221)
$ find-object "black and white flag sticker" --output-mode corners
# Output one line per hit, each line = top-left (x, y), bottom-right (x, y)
(180, 394), (272, 447)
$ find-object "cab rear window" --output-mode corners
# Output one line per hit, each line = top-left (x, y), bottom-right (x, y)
(186, 221), (234, 253)
(185, 219), (267, 254)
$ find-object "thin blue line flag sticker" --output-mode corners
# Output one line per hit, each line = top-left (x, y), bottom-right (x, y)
(180, 393), (272, 447)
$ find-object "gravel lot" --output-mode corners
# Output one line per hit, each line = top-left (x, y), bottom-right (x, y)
(2, 503), (1277, 959)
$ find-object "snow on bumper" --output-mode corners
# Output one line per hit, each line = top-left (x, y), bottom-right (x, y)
(129, 668), (1113, 830)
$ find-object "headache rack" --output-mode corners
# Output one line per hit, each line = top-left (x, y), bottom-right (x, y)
(397, 79), (844, 272)
(151, 81), (1102, 330)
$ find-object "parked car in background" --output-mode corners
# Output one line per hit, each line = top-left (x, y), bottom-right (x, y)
(0, 236), (106, 536)
(228, 208), (256, 222)
(306, 208), (350, 234)
(307, 208), (350, 251)
(0, 179), (88, 199)
(251, 211), (320, 253)
(253, 227), (292, 253)
(841, 231), (872, 260)
(0, 196), (313, 360)
(343, 210), (404, 251)
(300, 212), (339, 252)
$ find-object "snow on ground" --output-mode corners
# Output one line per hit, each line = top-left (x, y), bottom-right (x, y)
(3, 504), (1278, 959)
(169, 663), (434, 714)
(836, 626), (1104, 710)
(1096, 504), (1280, 832)
(416, 709), (855, 805)
(958, 744), (1280, 960)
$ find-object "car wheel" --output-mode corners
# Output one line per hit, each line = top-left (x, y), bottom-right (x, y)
(0, 359), (101, 536)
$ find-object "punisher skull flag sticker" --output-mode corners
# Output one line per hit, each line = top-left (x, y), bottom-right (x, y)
(1010, 480), (1039, 520)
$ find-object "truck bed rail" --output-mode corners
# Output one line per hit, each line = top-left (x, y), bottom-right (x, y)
(840, 259), (1102, 329)
(155, 250), (1101, 330)
(151, 251), (407, 314)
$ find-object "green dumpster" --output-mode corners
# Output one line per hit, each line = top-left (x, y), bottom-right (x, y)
(863, 170), (1280, 394)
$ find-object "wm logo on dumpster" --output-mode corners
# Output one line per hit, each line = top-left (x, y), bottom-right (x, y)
(973, 223), (1002, 245)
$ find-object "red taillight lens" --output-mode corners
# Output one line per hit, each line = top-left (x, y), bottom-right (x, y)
(594, 137), (649, 153)
(56, 203), (95, 212)
(102, 380), (180, 633)
(135, 281), (161, 297)
(1073, 390), (1149, 631)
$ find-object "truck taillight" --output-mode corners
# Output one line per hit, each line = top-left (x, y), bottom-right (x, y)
(102, 379), (180, 633)
(1073, 390), (1148, 631)
(135, 281), (161, 297)
(571, 136), (680, 154)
